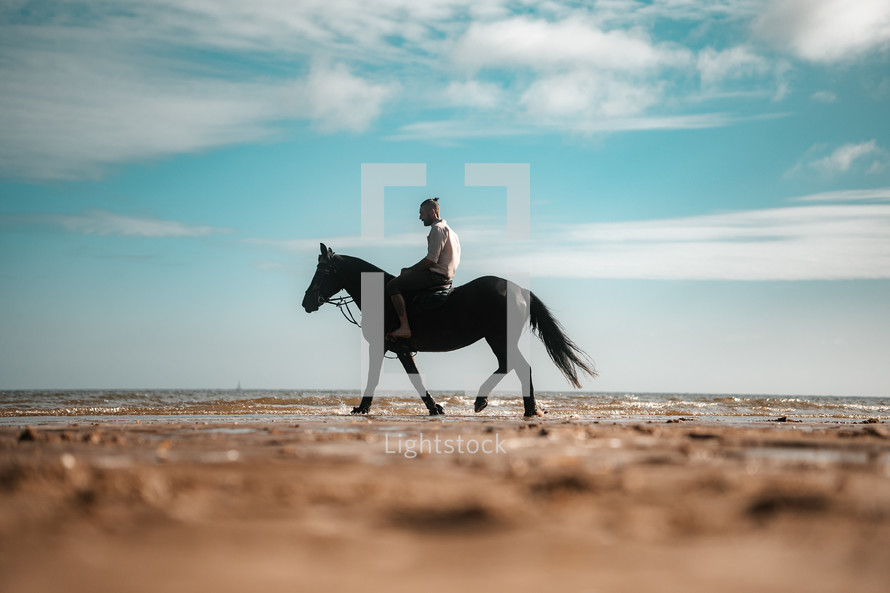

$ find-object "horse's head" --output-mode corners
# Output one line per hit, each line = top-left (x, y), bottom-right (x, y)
(302, 243), (344, 313)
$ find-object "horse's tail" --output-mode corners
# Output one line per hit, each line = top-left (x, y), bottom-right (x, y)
(529, 293), (597, 388)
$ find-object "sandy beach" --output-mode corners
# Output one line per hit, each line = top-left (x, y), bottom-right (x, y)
(2, 417), (889, 592)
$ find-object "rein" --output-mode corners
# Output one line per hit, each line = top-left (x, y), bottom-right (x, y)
(318, 258), (414, 358)
(326, 295), (361, 328)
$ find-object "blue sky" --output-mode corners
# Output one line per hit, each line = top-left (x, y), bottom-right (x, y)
(1, 0), (889, 396)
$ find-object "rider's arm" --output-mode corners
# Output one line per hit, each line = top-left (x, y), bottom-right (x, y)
(400, 225), (444, 274)
(402, 258), (435, 274)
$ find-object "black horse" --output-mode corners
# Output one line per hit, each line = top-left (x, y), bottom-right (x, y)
(302, 243), (595, 417)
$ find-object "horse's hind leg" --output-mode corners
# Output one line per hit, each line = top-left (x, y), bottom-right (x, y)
(475, 362), (538, 416)
(397, 352), (444, 416)
(478, 282), (539, 416)
(512, 347), (542, 418)
(477, 334), (541, 417)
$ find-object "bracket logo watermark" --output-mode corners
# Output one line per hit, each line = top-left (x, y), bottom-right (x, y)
(359, 162), (532, 400)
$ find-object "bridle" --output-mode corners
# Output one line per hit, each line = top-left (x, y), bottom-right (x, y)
(328, 294), (361, 328)
(312, 260), (361, 328)
(310, 256), (415, 358)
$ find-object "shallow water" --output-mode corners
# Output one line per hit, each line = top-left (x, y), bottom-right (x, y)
(1, 389), (887, 425)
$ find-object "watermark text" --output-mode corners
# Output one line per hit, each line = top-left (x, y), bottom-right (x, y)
(385, 431), (506, 458)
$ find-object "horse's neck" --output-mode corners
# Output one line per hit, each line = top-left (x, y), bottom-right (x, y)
(336, 255), (392, 310)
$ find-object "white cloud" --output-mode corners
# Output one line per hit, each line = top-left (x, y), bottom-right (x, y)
(811, 141), (881, 174)
(755, 0), (890, 62)
(696, 46), (790, 101)
(521, 70), (661, 120)
(697, 46), (770, 85)
(263, 193), (890, 281)
(620, 0), (764, 23)
(384, 119), (534, 142)
(467, 202), (890, 280)
(0, 3), (403, 180)
(789, 187), (890, 202)
(443, 14), (791, 137)
(0, 40), (394, 179)
(452, 16), (692, 72)
(385, 111), (745, 142)
(786, 141), (890, 177)
(0, 1), (837, 178)
(443, 80), (505, 109)
(77, 0), (479, 61)
(3, 210), (234, 237)
(811, 91), (837, 103)
(304, 63), (399, 132)
(447, 15), (744, 133)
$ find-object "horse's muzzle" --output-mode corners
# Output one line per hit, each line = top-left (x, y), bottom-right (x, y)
(301, 291), (323, 313)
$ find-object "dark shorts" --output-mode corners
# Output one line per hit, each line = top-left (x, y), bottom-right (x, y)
(386, 268), (450, 297)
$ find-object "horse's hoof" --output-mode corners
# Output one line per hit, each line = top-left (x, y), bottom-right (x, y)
(523, 408), (544, 418)
(351, 406), (370, 415)
(474, 398), (488, 413)
(428, 403), (445, 416)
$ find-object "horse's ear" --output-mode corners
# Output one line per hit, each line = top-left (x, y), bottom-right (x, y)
(320, 243), (327, 257)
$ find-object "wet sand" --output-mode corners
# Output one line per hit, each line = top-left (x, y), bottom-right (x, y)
(2, 417), (889, 592)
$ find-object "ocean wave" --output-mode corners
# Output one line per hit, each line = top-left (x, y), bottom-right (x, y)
(1, 390), (887, 420)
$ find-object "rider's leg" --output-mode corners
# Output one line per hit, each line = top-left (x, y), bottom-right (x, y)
(385, 274), (413, 338)
(385, 269), (447, 340)
(389, 292), (411, 338)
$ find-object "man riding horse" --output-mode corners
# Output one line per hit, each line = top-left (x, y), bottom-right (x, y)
(302, 198), (596, 417)
(386, 197), (461, 340)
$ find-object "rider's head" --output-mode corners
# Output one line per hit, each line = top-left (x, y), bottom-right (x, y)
(419, 197), (441, 226)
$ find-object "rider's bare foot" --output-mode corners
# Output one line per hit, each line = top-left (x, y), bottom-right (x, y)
(387, 327), (412, 340)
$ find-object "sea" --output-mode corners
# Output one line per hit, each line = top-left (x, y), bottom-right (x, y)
(1, 390), (888, 425)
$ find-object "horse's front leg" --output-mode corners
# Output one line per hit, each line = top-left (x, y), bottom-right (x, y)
(397, 352), (444, 416)
(352, 342), (383, 414)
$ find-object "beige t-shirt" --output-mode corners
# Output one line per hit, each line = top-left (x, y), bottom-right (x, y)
(426, 220), (460, 279)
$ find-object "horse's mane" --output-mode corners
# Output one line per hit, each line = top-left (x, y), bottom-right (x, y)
(334, 253), (395, 281)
